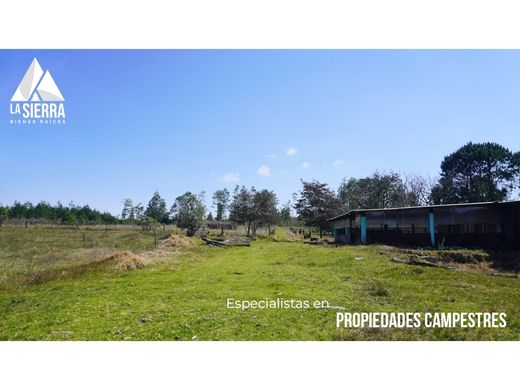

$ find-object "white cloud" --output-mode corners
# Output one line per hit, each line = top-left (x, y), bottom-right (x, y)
(265, 153), (277, 159)
(257, 165), (271, 177)
(302, 162), (310, 169)
(286, 147), (299, 156)
(219, 172), (240, 183)
(333, 159), (346, 167)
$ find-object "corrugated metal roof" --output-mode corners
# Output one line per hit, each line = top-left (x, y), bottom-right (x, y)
(328, 200), (520, 222)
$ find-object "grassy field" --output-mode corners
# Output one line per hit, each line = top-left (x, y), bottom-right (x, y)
(0, 226), (519, 340)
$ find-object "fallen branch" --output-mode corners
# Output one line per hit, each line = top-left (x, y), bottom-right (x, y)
(201, 237), (228, 247)
(408, 255), (456, 270)
(390, 256), (456, 270)
(488, 271), (518, 278)
(201, 236), (250, 247)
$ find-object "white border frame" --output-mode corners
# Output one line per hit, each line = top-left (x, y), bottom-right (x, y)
(1, 1), (519, 388)
(1, 0), (520, 48)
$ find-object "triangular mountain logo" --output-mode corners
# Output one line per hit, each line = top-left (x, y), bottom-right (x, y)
(11, 58), (65, 102)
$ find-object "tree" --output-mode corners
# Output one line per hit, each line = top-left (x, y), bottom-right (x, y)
(252, 189), (279, 236)
(338, 171), (407, 210)
(207, 212), (214, 221)
(402, 173), (434, 206)
(514, 151), (520, 194)
(121, 199), (145, 224)
(64, 211), (77, 225)
(278, 201), (292, 226)
(33, 201), (56, 222)
(294, 180), (339, 238)
(0, 205), (8, 226)
(121, 198), (136, 222)
(145, 191), (168, 223)
(100, 211), (119, 225)
(212, 189), (230, 221)
(134, 203), (145, 223)
(9, 201), (26, 219)
(431, 142), (520, 204)
(229, 186), (255, 236)
(170, 192), (206, 235)
(229, 186), (280, 237)
(1, 201), (121, 226)
(212, 189), (230, 234)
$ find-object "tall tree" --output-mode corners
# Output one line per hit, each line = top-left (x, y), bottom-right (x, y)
(338, 171), (407, 210)
(0, 205), (8, 226)
(431, 142), (520, 204)
(212, 188), (230, 221)
(252, 189), (279, 236)
(145, 191), (168, 223)
(278, 201), (292, 226)
(134, 203), (145, 223)
(33, 201), (56, 221)
(9, 201), (26, 219)
(515, 151), (520, 194)
(170, 192), (206, 235)
(121, 198), (135, 222)
(229, 186), (279, 237)
(294, 180), (339, 238)
(229, 186), (255, 236)
(402, 173), (434, 206)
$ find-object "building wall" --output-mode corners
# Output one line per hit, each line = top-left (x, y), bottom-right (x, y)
(333, 203), (520, 249)
(502, 202), (520, 247)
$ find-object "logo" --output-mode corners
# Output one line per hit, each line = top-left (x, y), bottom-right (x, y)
(9, 58), (66, 125)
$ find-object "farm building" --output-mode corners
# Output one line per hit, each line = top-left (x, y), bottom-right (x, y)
(329, 200), (520, 249)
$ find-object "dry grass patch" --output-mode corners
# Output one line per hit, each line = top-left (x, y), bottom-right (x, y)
(71, 248), (114, 263)
(159, 234), (194, 248)
(105, 251), (148, 271)
(381, 246), (520, 273)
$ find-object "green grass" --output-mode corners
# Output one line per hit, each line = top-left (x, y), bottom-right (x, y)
(0, 226), (519, 340)
(0, 226), (162, 285)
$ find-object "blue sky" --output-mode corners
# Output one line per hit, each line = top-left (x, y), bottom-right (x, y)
(1, 50), (520, 215)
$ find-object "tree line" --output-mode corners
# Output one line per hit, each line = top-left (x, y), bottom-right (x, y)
(295, 142), (519, 237)
(118, 187), (288, 237)
(0, 201), (118, 226)
(1, 142), (519, 235)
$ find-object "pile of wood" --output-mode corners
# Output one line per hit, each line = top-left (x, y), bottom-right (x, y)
(385, 248), (519, 277)
(390, 254), (456, 270)
(201, 236), (250, 247)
